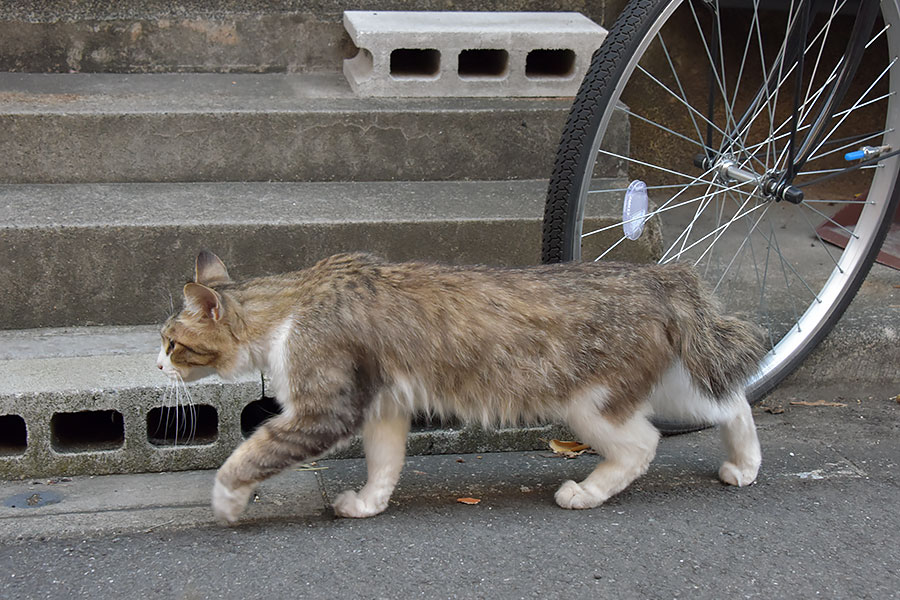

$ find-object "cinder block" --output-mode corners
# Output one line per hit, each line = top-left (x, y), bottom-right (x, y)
(343, 11), (607, 97)
(0, 342), (263, 479)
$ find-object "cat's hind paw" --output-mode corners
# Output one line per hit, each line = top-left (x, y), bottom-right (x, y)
(212, 479), (254, 524)
(554, 480), (605, 510)
(718, 461), (760, 487)
(333, 489), (388, 518)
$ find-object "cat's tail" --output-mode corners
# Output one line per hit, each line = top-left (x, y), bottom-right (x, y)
(664, 268), (765, 400)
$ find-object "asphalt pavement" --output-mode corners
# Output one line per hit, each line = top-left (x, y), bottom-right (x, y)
(1, 382), (897, 600)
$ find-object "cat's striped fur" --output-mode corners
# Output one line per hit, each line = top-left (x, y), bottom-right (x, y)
(158, 251), (763, 523)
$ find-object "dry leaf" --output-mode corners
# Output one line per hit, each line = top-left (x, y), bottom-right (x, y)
(295, 464), (328, 471)
(789, 400), (847, 408)
(545, 438), (593, 458)
(456, 497), (481, 505)
(763, 406), (785, 414)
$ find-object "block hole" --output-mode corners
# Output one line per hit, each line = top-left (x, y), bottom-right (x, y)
(0, 414), (27, 456)
(241, 396), (283, 438)
(50, 410), (124, 453)
(347, 47), (374, 78)
(390, 48), (441, 78)
(458, 49), (509, 78)
(526, 49), (576, 78)
(147, 405), (218, 446)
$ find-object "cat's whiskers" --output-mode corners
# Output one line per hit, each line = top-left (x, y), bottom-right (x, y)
(153, 377), (178, 442)
(179, 376), (198, 443)
(155, 372), (199, 447)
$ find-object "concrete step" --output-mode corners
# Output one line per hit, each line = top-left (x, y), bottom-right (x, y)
(0, 1), (615, 74)
(0, 72), (628, 184)
(0, 178), (648, 329)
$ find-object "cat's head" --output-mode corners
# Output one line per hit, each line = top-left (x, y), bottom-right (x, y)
(157, 251), (246, 382)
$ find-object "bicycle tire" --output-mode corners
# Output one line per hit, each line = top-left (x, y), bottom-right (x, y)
(543, 0), (900, 415)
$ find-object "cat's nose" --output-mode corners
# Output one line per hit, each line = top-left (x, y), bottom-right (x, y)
(157, 363), (163, 370)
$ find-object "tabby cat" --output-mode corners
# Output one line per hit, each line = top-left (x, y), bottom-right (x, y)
(157, 251), (762, 523)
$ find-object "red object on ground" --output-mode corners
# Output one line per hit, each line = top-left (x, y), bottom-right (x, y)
(816, 199), (900, 270)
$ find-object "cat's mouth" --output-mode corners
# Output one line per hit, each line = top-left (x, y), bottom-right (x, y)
(161, 366), (217, 383)
(159, 367), (181, 380)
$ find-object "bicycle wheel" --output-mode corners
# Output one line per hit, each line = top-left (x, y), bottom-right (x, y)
(544, 0), (900, 403)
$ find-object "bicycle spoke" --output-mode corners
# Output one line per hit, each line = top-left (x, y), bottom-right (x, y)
(758, 223), (776, 350)
(798, 203), (843, 272)
(660, 190), (763, 264)
(770, 220), (805, 332)
(582, 194), (709, 239)
(658, 31), (706, 148)
(797, 165), (878, 176)
(669, 180), (719, 264)
(802, 0), (842, 116)
(597, 148), (726, 185)
(687, 0), (739, 137)
(688, 194), (764, 267)
(582, 165), (725, 239)
(805, 128), (890, 164)
(587, 182), (712, 195)
(635, 65), (731, 141)
(801, 201), (860, 239)
(806, 58), (898, 165)
(802, 198), (875, 204)
(712, 200), (772, 293)
(592, 234), (628, 262)
(618, 105), (708, 149)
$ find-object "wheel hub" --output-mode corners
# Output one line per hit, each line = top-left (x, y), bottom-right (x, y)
(693, 153), (804, 204)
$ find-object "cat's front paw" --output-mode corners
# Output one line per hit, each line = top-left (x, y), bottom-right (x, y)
(333, 489), (388, 518)
(718, 461), (760, 487)
(212, 478), (254, 524)
(554, 480), (605, 510)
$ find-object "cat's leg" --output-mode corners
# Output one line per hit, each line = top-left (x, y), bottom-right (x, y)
(333, 414), (410, 518)
(556, 395), (660, 510)
(213, 412), (357, 524)
(717, 393), (761, 487)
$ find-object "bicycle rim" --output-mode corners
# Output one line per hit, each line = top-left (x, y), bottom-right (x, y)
(545, 0), (900, 401)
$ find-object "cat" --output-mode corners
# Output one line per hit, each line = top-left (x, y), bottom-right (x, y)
(157, 250), (763, 524)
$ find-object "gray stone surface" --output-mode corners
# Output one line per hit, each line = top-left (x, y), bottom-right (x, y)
(343, 11), (606, 97)
(0, 1), (616, 74)
(0, 388), (897, 599)
(0, 72), (630, 183)
(0, 178), (643, 329)
(0, 469), (324, 540)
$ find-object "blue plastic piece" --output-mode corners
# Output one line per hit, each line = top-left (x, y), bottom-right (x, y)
(844, 150), (866, 161)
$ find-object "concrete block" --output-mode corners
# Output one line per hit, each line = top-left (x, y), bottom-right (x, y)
(343, 11), (607, 97)
(0, 346), (262, 479)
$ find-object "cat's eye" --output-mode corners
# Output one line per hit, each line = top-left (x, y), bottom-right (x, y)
(167, 339), (175, 353)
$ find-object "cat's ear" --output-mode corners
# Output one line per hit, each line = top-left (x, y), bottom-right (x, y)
(195, 250), (231, 286)
(183, 283), (224, 321)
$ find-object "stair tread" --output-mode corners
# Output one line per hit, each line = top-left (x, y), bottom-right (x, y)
(0, 179), (584, 228)
(0, 325), (159, 361)
(0, 71), (572, 114)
